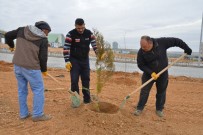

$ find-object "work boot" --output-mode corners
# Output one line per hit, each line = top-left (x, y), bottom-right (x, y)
(134, 109), (142, 116)
(20, 113), (32, 120)
(32, 114), (52, 122)
(156, 110), (164, 117)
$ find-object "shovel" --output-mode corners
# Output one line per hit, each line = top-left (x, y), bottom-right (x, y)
(119, 53), (187, 109)
(47, 73), (61, 85)
(68, 89), (81, 108)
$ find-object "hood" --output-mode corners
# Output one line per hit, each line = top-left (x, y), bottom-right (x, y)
(24, 25), (47, 41)
(151, 38), (159, 48)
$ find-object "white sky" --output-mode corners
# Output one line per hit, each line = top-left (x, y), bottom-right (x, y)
(0, 0), (203, 52)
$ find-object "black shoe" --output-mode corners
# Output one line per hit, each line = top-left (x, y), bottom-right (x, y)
(84, 99), (91, 104)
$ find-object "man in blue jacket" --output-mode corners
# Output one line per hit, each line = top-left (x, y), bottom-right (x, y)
(5, 21), (52, 122)
(134, 36), (192, 117)
(63, 18), (97, 105)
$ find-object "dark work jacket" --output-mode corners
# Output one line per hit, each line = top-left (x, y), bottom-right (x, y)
(69, 29), (92, 60)
(137, 37), (191, 76)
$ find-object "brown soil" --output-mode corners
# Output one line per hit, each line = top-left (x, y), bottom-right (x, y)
(0, 60), (203, 135)
(87, 102), (119, 114)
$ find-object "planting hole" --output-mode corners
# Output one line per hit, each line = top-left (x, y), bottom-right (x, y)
(88, 102), (119, 114)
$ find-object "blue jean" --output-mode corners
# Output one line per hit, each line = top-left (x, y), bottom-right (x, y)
(70, 57), (90, 102)
(14, 65), (44, 118)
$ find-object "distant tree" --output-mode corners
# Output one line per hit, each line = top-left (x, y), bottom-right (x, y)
(0, 29), (6, 35)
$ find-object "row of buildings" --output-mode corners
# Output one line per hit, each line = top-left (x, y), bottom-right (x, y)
(0, 31), (65, 48)
(0, 31), (134, 52)
(0, 31), (203, 61)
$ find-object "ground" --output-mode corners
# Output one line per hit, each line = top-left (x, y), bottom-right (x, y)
(0, 60), (203, 135)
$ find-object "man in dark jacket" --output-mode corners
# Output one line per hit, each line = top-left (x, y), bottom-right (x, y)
(5, 21), (52, 122)
(63, 18), (97, 106)
(134, 36), (192, 117)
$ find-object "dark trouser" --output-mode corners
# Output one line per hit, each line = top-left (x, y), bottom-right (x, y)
(70, 57), (90, 102)
(136, 71), (168, 111)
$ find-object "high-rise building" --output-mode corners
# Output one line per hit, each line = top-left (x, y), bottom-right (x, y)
(112, 41), (118, 49)
(200, 42), (203, 58)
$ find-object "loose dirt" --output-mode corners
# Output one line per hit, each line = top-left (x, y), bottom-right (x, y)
(0, 60), (203, 135)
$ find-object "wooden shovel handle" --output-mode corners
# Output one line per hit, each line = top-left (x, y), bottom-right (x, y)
(47, 73), (61, 85)
(128, 53), (187, 97)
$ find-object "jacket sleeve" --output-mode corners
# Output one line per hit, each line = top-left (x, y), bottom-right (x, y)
(90, 32), (98, 55)
(5, 28), (20, 48)
(162, 37), (192, 52)
(63, 32), (72, 62)
(137, 50), (153, 75)
(39, 39), (48, 72)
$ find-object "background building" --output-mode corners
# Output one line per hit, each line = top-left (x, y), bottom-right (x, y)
(112, 41), (118, 50)
(200, 42), (203, 60)
(0, 30), (6, 43)
(48, 33), (65, 48)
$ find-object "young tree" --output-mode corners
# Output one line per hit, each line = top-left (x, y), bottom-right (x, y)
(93, 29), (115, 111)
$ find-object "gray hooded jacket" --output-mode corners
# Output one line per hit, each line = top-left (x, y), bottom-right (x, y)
(5, 26), (48, 72)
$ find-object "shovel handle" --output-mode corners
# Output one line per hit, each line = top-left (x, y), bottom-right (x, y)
(47, 73), (61, 85)
(157, 53), (187, 76)
(128, 53), (187, 97)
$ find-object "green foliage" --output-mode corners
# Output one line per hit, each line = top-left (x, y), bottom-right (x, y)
(93, 29), (115, 95)
(92, 29), (115, 112)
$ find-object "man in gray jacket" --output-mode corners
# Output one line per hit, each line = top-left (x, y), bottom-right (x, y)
(5, 21), (51, 122)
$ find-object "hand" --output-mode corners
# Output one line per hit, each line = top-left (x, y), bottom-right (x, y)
(101, 53), (106, 60)
(42, 72), (47, 77)
(9, 47), (15, 52)
(98, 53), (106, 61)
(65, 62), (72, 72)
(184, 48), (192, 55)
(151, 72), (159, 80)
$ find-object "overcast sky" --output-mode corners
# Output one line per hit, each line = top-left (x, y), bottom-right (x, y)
(0, 0), (203, 52)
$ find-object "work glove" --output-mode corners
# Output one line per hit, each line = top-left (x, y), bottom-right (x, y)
(9, 47), (15, 52)
(184, 48), (192, 55)
(65, 62), (72, 72)
(101, 53), (106, 60)
(42, 71), (48, 77)
(151, 72), (159, 80)
(98, 53), (106, 61)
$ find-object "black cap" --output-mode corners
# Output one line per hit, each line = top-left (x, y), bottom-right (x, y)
(75, 18), (84, 25)
(35, 21), (51, 32)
